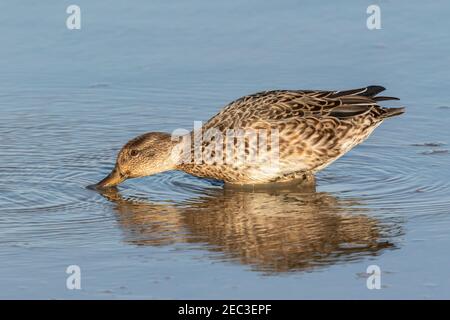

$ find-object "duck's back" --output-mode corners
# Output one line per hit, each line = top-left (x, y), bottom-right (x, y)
(204, 86), (403, 129)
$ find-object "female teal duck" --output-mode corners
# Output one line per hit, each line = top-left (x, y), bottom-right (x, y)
(94, 85), (404, 188)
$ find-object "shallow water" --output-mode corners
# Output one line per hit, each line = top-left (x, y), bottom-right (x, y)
(1, 1), (450, 299)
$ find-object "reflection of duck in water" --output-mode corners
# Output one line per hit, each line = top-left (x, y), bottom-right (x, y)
(99, 185), (400, 273)
(94, 86), (404, 188)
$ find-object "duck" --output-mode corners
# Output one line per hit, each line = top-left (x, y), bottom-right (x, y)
(94, 85), (404, 189)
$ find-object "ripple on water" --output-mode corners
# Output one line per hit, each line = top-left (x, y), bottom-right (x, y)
(319, 144), (450, 220)
(115, 171), (223, 204)
(410, 142), (446, 147)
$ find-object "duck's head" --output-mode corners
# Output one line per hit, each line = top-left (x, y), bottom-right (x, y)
(94, 132), (178, 189)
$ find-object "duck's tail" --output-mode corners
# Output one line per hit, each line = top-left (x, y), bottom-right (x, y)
(381, 107), (406, 119)
(362, 85), (405, 119)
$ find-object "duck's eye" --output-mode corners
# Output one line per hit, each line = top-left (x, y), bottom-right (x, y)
(130, 150), (139, 157)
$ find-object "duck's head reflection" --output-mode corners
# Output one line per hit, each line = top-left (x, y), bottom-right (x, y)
(98, 184), (400, 273)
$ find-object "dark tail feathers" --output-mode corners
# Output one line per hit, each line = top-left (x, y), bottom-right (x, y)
(382, 107), (405, 118)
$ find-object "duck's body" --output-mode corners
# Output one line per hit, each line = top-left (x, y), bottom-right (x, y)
(178, 85), (403, 185)
(95, 86), (404, 188)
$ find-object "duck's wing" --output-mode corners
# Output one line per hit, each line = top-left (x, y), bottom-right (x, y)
(204, 85), (403, 130)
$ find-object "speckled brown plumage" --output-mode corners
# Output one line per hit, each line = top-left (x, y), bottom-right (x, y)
(178, 85), (404, 185)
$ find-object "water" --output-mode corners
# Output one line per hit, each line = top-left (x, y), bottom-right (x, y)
(1, 0), (450, 299)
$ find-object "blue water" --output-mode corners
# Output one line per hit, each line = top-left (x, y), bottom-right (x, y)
(0, 0), (450, 299)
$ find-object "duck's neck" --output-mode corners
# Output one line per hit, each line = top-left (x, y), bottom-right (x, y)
(168, 133), (193, 168)
(169, 133), (209, 175)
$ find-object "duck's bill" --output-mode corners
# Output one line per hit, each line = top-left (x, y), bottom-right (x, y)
(92, 167), (126, 189)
